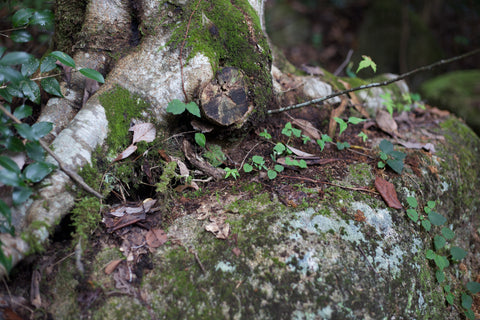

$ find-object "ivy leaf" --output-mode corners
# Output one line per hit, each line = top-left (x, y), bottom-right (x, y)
(421, 219), (431, 231)
(435, 270), (445, 283)
(78, 68), (104, 84)
(356, 55), (377, 73)
(428, 211), (447, 226)
(166, 99), (186, 115)
(433, 254), (449, 271)
(49, 51), (75, 68)
(379, 139), (394, 154)
(425, 249), (435, 259)
(267, 169), (277, 180)
(433, 235), (446, 250)
(243, 163), (253, 173)
(185, 102), (201, 117)
(406, 196), (418, 208)
(386, 159), (404, 174)
(41, 78), (63, 97)
(445, 292), (454, 305)
(441, 227), (455, 240)
(406, 209), (418, 222)
(450, 246), (467, 261)
(466, 281), (480, 294)
(461, 293), (473, 309)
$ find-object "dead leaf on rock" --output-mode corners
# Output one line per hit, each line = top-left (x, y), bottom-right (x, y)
(375, 176), (402, 209)
(286, 145), (316, 158)
(113, 144), (137, 162)
(146, 229), (167, 248)
(105, 259), (123, 275)
(205, 216), (230, 239)
(376, 110), (398, 136)
(130, 123), (156, 144)
(397, 140), (436, 153)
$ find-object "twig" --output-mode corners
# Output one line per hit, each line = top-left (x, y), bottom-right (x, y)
(357, 245), (378, 275)
(0, 73), (62, 90)
(268, 48), (480, 114)
(0, 103), (104, 199)
(333, 49), (353, 76)
(239, 141), (264, 170)
(179, 0), (203, 100)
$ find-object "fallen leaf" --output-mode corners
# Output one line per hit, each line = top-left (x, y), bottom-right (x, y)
(191, 119), (213, 133)
(328, 97), (348, 137)
(205, 216), (230, 239)
(376, 110), (398, 136)
(105, 259), (123, 275)
(286, 145), (316, 158)
(130, 123), (156, 143)
(232, 247), (242, 257)
(300, 64), (324, 76)
(291, 118), (321, 141)
(30, 269), (42, 308)
(375, 176), (402, 209)
(171, 156), (189, 177)
(158, 149), (171, 162)
(146, 229), (168, 248)
(397, 140), (436, 153)
(113, 144), (137, 162)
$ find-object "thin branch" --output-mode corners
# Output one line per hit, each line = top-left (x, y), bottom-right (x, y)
(179, 0), (203, 101)
(333, 49), (353, 76)
(0, 103), (103, 199)
(268, 48), (480, 114)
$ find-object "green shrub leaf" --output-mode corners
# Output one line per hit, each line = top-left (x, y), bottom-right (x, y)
(433, 254), (449, 271)
(435, 270), (445, 283)
(31, 10), (54, 28)
(166, 99), (186, 114)
(421, 219), (431, 231)
(21, 57), (39, 77)
(334, 117), (347, 135)
(21, 79), (40, 103)
(10, 30), (32, 43)
(41, 78), (63, 97)
(379, 139), (394, 153)
(428, 211), (447, 226)
(12, 8), (35, 27)
(24, 161), (55, 183)
(0, 51), (32, 66)
(450, 246), (467, 261)
(0, 156), (21, 173)
(32, 122), (53, 139)
(78, 68), (105, 83)
(4, 136), (25, 152)
(13, 104), (32, 120)
(446, 292), (454, 305)
(49, 51), (75, 68)
(425, 249), (435, 260)
(386, 159), (403, 174)
(12, 186), (32, 205)
(40, 55), (57, 73)
(25, 141), (45, 162)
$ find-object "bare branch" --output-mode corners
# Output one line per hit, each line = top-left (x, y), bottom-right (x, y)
(268, 48), (480, 114)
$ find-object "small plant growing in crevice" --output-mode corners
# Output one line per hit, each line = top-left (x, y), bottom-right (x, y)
(377, 139), (406, 174)
(405, 196), (480, 319)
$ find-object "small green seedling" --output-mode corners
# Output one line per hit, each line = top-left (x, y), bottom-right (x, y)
(195, 132), (206, 148)
(166, 99), (201, 117)
(336, 141), (350, 150)
(259, 129), (272, 140)
(224, 167), (239, 180)
(316, 134), (332, 151)
(357, 132), (368, 142)
(334, 116), (366, 136)
(378, 139), (406, 174)
(356, 55), (377, 73)
(281, 122), (302, 138)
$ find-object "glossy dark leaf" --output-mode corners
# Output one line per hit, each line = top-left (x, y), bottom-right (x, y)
(21, 57), (39, 77)
(32, 122), (53, 139)
(0, 169), (22, 187)
(41, 78), (63, 97)
(78, 68), (104, 83)
(0, 52), (33, 66)
(12, 186), (32, 205)
(49, 51), (75, 68)
(379, 139), (394, 154)
(386, 159), (404, 174)
(14, 123), (35, 140)
(0, 199), (11, 222)
(13, 104), (32, 120)
(0, 88), (13, 103)
(4, 137), (25, 152)
(26, 141), (45, 161)
(40, 56), (57, 73)
(31, 10), (54, 29)
(12, 8), (35, 27)
(21, 79), (40, 103)
(466, 281), (480, 294)
(11, 30), (33, 43)
(24, 161), (55, 183)
(450, 246), (467, 261)
(0, 66), (24, 84)
(0, 156), (20, 173)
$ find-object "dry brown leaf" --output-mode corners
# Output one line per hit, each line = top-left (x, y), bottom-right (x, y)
(158, 149), (171, 162)
(232, 247), (242, 257)
(286, 145), (316, 158)
(113, 144), (137, 162)
(375, 176), (402, 209)
(328, 97), (348, 137)
(30, 269), (42, 308)
(130, 123), (156, 144)
(146, 229), (168, 248)
(205, 216), (230, 239)
(354, 210), (366, 222)
(171, 156), (189, 177)
(291, 118), (321, 141)
(105, 259), (123, 275)
(376, 110), (398, 136)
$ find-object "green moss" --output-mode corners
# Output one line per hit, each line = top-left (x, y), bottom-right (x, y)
(164, 0), (273, 118)
(71, 197), (102, 242)
(98, 86), (152, 156)
(155, 161), (178, 193)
